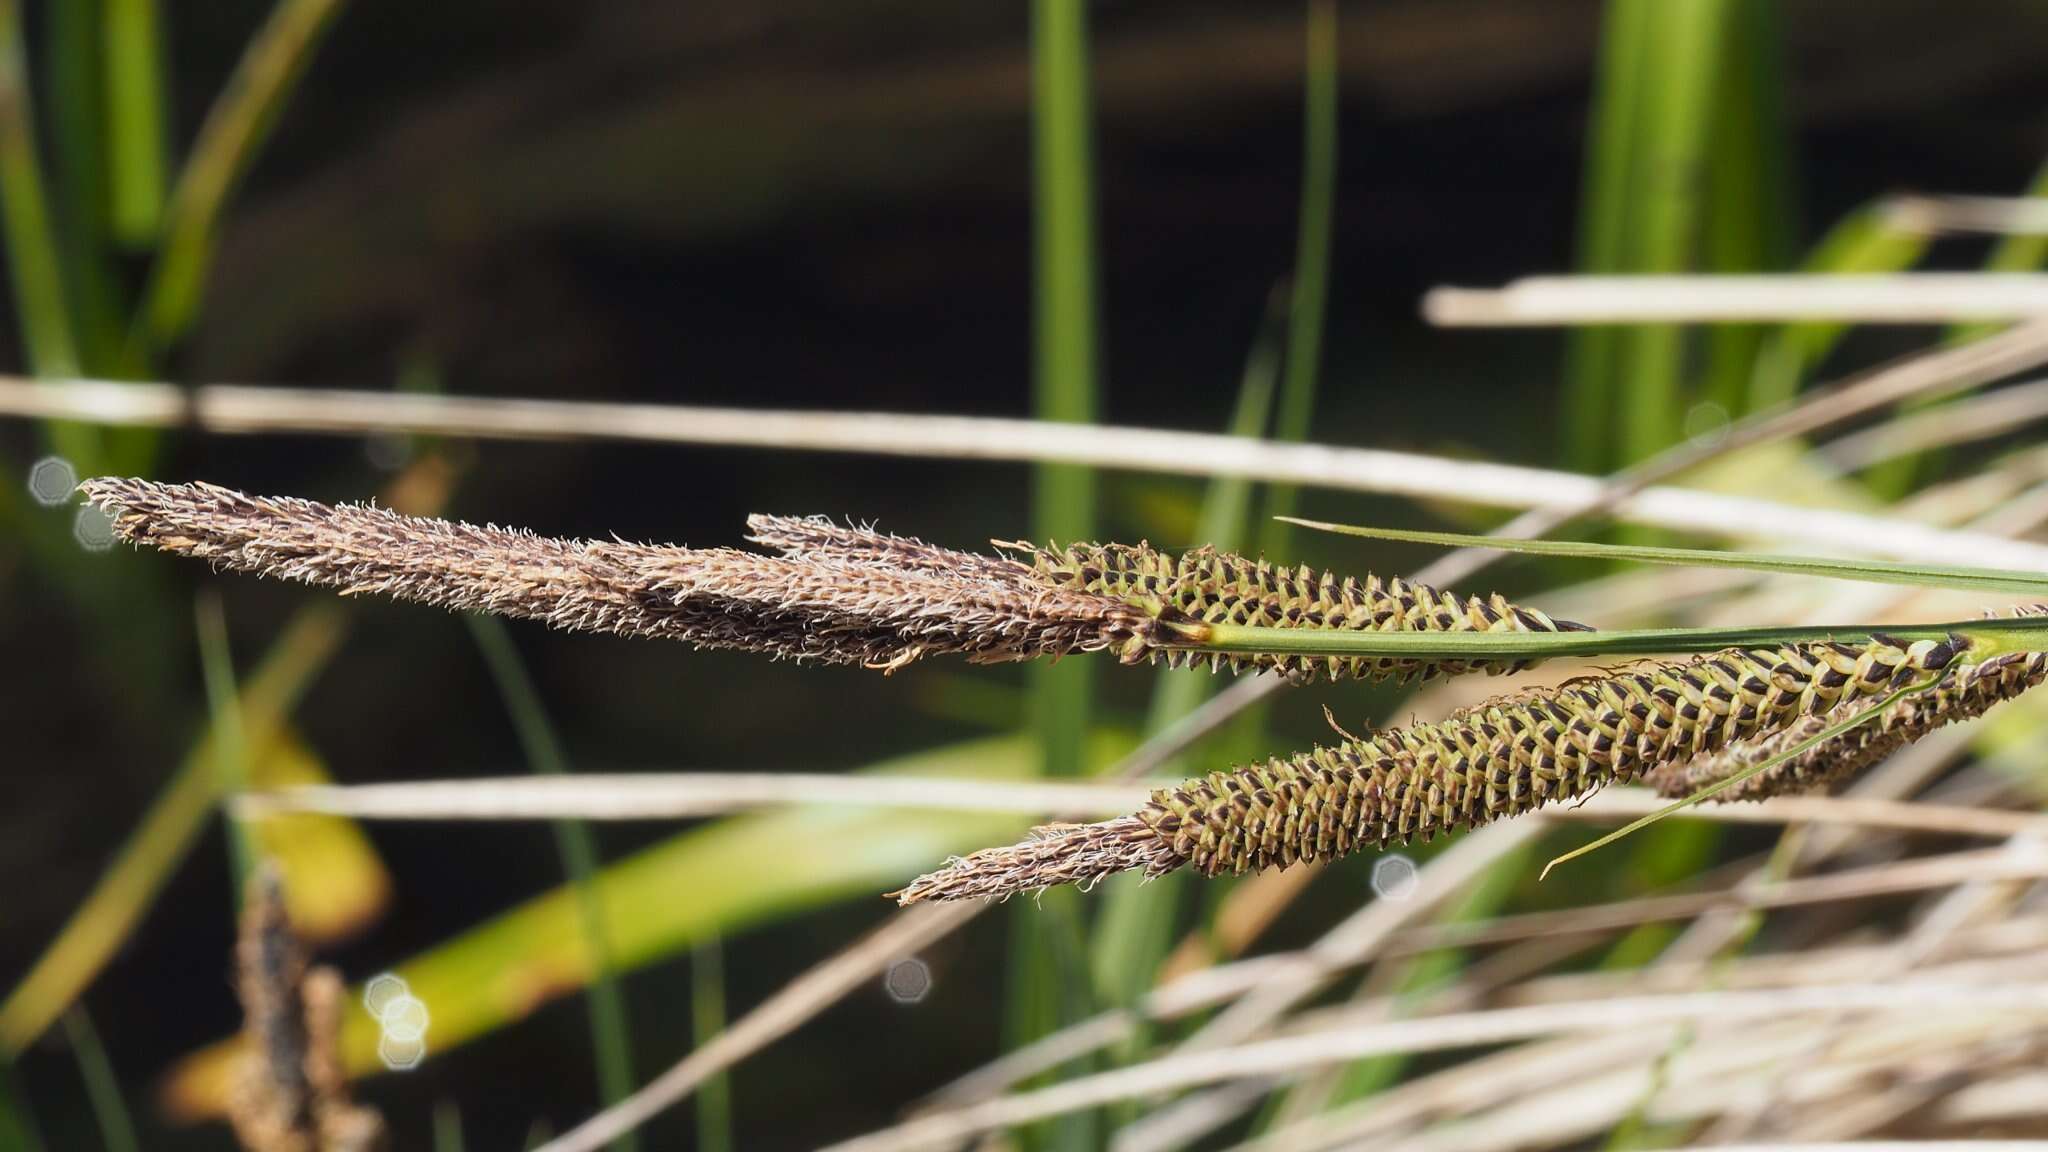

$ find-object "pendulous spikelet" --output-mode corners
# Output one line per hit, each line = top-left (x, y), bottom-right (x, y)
(1647, 606), (2048, 802)
(896, 632), (1972, 903)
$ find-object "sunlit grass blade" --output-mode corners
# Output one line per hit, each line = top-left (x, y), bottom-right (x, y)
(467, 615), (638, 1152)
(1539, 678), (1931, 878)
(138, 0), (347, 349)
(1280, 517), (2048, 596)
(195, 591), (257, 898)
(161, 732), (1128, 1120)
(1261, 0), (1337, 538)
(61, 1008), (138, 1152)
(1616, 0), (1730, 463)
(1699, 0), (1792, 420)
(1560, 0), (1650, 471)
(0, 606), (347, 1054)
(102, 0), (165, 243)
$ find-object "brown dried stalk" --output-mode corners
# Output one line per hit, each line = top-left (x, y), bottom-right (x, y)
(895, 633), (1974, 903)
(229, 868), (384, 1152)
(77, 479), (1579, 682)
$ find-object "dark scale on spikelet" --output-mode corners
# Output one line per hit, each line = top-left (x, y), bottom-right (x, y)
(1134, 634), (1968, 878)
(1017, 541), (1590, 683)
(1649, 606), (2048, 802)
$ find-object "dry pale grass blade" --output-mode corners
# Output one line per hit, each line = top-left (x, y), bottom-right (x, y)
(814, 983), (2048, 1152)
(1884, 192), (2048, 235)
(1819, 376), (2048, 473)
(17, 378), (2048, 570)
(1383, 843), (2048, 956)
(1423, 273), (2048, 326)
(235, 774), (1156, 821)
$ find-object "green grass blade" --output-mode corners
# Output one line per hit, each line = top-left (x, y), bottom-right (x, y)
(691, 938), (732, 1152)
(1023, 1), (1102, 1145)
(1187, 615), (2048, 664)
(1261, 0), (1337, 537)
(467, 615), (637, 1152)
(60, 1008), (138, 1152)
(1561, 0), (1651, 471)
(102, 0), (165, 243)
(1281, 517), (2048, 596)
(1617, 0), (1731, 463)
(0, 0), (80, 378)
(1699, 0), (1792, 420)
(45, 0), (128, 378)
(434, 1102), (467, 1152)
(0, 1054), (44, 1152)
(1541, 677), (1930, 877)
(195, 592), (257, 899)
(138, 0), (346, 349)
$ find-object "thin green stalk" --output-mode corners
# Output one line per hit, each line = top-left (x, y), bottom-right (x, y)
(434, 1102), (466, 1152)
(1562, 0), (1651, 471)
(46, 0), (127, 376)
(1262, 0), (1337, 536)
(0, 1054), (44, 1152)
(138, 0), (347, 349)
(1088, 268), (1287, 1120)
(1019, 2), (1103, 1146)
(466, 615), (637, 1152)
(1183, 614), (2048, 663)
(0, 0), (98, 472)
(691, 938), (732, 1152)
(195, 592), (256, 898)
(60, 1008), (138, 1152)
(102, 0), (165, 243)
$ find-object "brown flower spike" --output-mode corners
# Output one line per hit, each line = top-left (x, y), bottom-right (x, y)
(76, 478), (1580, 681)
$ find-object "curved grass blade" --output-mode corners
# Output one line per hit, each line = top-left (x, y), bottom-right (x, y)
(1539, 676), (1933, 878)
(1280, 516), (2048, 597)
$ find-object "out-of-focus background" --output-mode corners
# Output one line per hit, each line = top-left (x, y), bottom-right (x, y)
(3, 2), (2048, 1150)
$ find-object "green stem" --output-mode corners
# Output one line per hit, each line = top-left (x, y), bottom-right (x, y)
(1184, 616), (2045, 663)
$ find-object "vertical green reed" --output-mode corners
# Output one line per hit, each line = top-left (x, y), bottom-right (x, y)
(1700, 0), (1792, 420)
(1016, 1), (1103, 1146)
(691, 938), (732, 1152)
(195, 593), (257, 899)
(467, 616), (638, 1152)
(102, 0), (165, 244)
(0, 1054), (43, 1152)
(433, 1102), (467, 1152)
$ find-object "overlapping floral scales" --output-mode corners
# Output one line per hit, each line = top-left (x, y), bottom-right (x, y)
(1018, 540), (1589, 683)
(899, 633), (1969, 901)
(1649, 606), (2048, 802)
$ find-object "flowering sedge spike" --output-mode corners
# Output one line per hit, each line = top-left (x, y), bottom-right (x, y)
(77, 481), (1578, 682)
(895, 633), (1971, 903)
(1021, 541), (1590, 682)
(1648, 606), (2048, 802)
